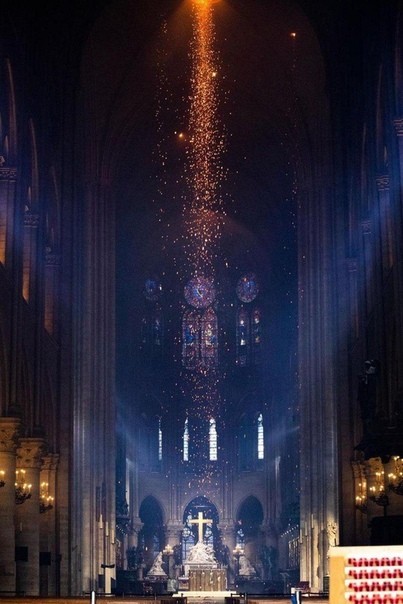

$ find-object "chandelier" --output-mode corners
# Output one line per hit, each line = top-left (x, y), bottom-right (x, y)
(369, 470), (389, 507)
(15, 469), (32, 504)
(388, 456), (403, 496)
(39, 481), (54, 513)
(355, 479), (367, 513)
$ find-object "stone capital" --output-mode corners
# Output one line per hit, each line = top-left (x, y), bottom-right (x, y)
(45, 252), (60, 267)
(23, 212), (40, 228)
(361, 219), (372, 236)
(0, 166), (17, 180)
(0, 417), (21, 453)
(376, 175), (389, 192)
(16, 438), (47, 469)
(41, 453), (59, 471)
(346, 257), (358, 272)
(394, 117), (403, 137)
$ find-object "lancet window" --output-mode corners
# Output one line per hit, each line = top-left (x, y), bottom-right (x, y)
(141, 305), (164, 354)
(183, 417), (189, 461)
(257, 413), (264, 459)
(182, 308), (218, 369)
(236, 306), (262, 366)
(209, 417), (218, 461)
(158, 417), (162, 461)
(238, 411), (265, 470)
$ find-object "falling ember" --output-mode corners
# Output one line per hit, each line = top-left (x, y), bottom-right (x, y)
(184, 0), (226, 278)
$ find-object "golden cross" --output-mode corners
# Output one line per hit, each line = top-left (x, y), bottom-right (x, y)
(189, 511), (212, 542)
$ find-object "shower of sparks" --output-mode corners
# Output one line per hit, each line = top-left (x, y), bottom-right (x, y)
(179, 0), (228, 480)
(184, 0), (226, 279)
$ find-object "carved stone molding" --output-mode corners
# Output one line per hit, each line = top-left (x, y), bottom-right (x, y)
(361, 220), (372, 236)
(45, 252), (60, 267)
(376, 175), (390, 191)
(346, 258), (358, 272)
(394, 117), (403, 137)
(23, 212), (40, 228)
(352, 460), (365, 479)
(0, 166), (17, 180)
(16, 438), (47, 469)
(364, 456), (384, 477)
(41, 452), (59, 471)
(0, 417), (21, 453)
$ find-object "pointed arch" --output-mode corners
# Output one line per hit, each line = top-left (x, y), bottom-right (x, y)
(138, 495), (165, 568)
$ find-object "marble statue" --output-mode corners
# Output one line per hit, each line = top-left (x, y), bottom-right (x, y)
(186, 541), (217, 565)
(146, 552), (167, 578)
(239, 554), (257, 577)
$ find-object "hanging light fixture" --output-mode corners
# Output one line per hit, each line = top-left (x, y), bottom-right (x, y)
(355, 480), (367, 514)
(369, 470), (389, 507)
(15, 469), (32, 504)
(39, 481), (54, 513)
(388, 456), (403, 496)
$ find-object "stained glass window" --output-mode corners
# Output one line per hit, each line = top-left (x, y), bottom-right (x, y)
(236, 306), (262, 366)
(236, 307), (249, 366)
(182, 308), (218, 369)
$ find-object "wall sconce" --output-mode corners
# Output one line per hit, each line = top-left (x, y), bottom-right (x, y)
(15, 470), (32, 504)
(39, 481), (54, 513)
(388, 456), (403, 496)
(0, 470), (5, 488)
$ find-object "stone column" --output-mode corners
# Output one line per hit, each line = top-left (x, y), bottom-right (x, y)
(0, 164), (17, 266)
(361, 220), (374, 314)
(15, 437), (46, 596)
(39, 453), (59, 596)
(376, 175), (393, 270)
(0, 417), (21, 593)
(44, 251), (60, 337)
(22, 211), (39, 303)
(393, 119), (403, 398)
(165, 521), (183, 547)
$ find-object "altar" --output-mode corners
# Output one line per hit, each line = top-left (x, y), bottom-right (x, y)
(189, 568), (227, 591)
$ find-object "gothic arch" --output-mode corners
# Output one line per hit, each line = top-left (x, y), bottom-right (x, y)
(236, 495), (264, 539)
(138, 495), (165, 568)
(182, 495), (221, 558)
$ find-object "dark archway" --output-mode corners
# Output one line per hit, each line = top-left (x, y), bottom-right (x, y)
(139, 496), (165, 569)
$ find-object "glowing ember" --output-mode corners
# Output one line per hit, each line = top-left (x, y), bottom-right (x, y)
(184, 0), (226, 278)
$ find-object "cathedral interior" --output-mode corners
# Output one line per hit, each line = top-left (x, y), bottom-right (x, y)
(0, 0), (402, 598)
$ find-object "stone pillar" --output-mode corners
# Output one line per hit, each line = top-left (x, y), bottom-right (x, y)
(22, 211), (39, 303)
(375, 175), (393, 271)
(44, 251), (60, 337)
(0, 417), (21, 593)
(166, 521), (183, 547)
(0, 164), (17, 266)
(393, 119), (403, 398)
(15, 437), (46, 596)
(39, 453), (59, 596)
(361, 220), (374, 314)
